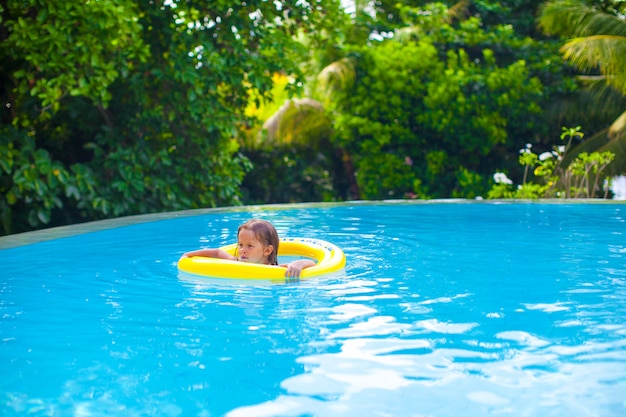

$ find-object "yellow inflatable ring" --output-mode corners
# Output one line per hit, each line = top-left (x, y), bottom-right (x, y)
(177, 237), (346, 280)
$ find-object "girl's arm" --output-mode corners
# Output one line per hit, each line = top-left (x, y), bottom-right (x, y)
(182, 248), (236, 261)
(280, 259), (316, 278)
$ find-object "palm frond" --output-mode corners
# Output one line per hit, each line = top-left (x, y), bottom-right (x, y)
(318, 57), (356, 100)
(609, 109), (626, 141)
(539, 0), (626, 176)
(538, 0), (626, 38)
(448, 0), (470, 24)
(544, 78), (625, 128)
(562, 35), (626, 94)
(259, 98), (331, 149)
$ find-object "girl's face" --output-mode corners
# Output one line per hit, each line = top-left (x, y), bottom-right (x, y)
(237, 229), (273, 264)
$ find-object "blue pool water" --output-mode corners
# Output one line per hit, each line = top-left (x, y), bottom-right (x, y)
(1, 201), (625, 417)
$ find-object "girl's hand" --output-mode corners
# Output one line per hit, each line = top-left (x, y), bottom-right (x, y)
(284, 262), (304, 278)
(281, 259), (316, 278)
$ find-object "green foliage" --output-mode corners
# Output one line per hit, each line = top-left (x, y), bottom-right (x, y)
(370, 0), (546, 38)
(0, 126), (98, 233)
(237, 73), (342, 204)
(291, 0), (612, 202)
(331, 13), (545, 199)
(356, 153), (424, 200)
(2, 0), (615, 235)
(240, 146), (338, 204)
(3, 0), (148, 115)
(453, 168), (485, 199)
(419, 49), (543, 154)
(488, 126), (616, 199)
(1, 0), (320, 235)
(331, 39), (439, 199)
(538, 0), (626, 175)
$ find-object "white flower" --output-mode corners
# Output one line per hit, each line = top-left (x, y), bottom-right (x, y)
(557, 145), (565, 153)
(539, 152), (553, 161)
(493, 172), (513, 185)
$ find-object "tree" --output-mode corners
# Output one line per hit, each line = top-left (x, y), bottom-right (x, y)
(251, 1), (573, 200)
(538, 0), (626, 176)
(238, 0), (362, 203)
(0, 0), (323, 235)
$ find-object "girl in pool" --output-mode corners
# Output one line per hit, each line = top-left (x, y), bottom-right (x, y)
(182, 219), (315, 278)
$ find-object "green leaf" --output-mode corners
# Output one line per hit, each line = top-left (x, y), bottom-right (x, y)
(37, 209), (50, 224)
(6, 191), (18, 205)
(66, 185), (80, 199)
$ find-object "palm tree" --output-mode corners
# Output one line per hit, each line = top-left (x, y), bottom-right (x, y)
(259, 58), (361, 200)
(243, 0), (366, 200)
(538, 0), (626, 175)
(253, 1), (468, 200)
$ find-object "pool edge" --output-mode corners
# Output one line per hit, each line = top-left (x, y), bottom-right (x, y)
(2, 199), (622, 249)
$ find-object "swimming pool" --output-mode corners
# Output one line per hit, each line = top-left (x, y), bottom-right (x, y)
(1, 201), (625, 416)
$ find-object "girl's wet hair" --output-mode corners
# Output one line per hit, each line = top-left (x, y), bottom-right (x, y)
(236, 219), (279, 265)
